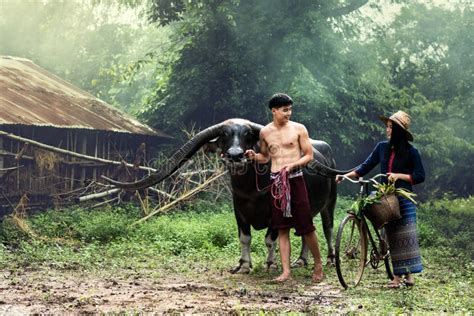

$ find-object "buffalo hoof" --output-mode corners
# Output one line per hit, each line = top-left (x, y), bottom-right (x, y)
(230, 265), (251, 274)
(291, 257), (308, 268)
(326, 255), (336, 267)
(266, 262), (278, 272)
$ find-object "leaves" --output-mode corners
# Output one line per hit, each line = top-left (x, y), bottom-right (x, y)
(350, 180), (417, 216)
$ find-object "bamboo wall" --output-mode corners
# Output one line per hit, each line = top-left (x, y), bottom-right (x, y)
(0, 125), (161, 214)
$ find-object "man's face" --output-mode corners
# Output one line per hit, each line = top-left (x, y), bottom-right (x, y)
(272, 104), (292, 122)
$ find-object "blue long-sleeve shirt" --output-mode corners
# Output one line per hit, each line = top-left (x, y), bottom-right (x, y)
(355, 141), (425, 192)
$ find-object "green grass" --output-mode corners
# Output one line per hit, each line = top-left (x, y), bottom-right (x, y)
(0, 196), (473, 313)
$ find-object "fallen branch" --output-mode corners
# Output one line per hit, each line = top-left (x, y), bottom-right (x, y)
(132, 170), (228, 225)
(0, 130), (156, 172)
(147, 187), (176, 200)
(78, 188), (120, 202)
(179, 169), (216, 177)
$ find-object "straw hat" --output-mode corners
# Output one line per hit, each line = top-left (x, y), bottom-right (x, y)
(380, 110), (414, 141)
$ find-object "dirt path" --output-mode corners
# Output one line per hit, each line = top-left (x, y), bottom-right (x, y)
(0, 266), (344, 313)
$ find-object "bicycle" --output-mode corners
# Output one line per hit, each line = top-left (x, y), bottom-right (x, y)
(335, 174), (394, 289)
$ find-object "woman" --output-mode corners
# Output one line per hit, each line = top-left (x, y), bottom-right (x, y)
(336, 110), (425, 288)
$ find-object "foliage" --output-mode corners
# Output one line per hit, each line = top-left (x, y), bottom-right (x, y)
(0, 217), (30, 245)
(0, 196), (472, 312)
(350, 180), (416, 216)
(0, 0), (170, 114)
(371, 2), (474, 197)
(0, 0), (472, 198)
(0, 205), (139, 245)
(140, 0), (387, 146)
(137, 0), (472, 197)
(418, 197), (474, 259)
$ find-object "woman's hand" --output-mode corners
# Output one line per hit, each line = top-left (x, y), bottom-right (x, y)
(387, 172), (411, 183)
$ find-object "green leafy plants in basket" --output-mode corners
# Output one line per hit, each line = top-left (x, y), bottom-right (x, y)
(351, 180), (417, 219)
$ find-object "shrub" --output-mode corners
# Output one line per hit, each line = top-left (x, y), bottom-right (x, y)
(418, 197), (474, 259)
(0, 216), (31, 245)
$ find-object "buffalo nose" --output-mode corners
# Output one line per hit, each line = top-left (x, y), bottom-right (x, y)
(227, 147), (244, 161)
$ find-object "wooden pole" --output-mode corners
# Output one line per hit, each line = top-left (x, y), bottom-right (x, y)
(80, 136), (87, 184)
(93, 132), (98, 180)
(0, 130), (156, 172)
(78, 188), (120, 202)
(0, 138), (3, 171)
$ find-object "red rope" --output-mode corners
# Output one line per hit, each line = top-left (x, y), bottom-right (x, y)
(254, 164), (292, 217)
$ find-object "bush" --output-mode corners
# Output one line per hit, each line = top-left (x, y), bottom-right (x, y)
(418, 197), (474, 259)
(0, 216), (32, 245)
(1, 205), (140, 245)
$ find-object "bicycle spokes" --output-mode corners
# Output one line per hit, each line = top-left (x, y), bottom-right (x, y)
(335, 215), (368, 289)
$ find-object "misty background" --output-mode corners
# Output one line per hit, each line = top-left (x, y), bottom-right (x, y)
(0, 0), (472, 199)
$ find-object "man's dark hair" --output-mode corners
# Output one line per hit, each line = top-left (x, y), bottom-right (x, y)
(268, 93), (293, 109)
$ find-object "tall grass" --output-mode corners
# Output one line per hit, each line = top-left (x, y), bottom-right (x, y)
(0, 196), (472, 270)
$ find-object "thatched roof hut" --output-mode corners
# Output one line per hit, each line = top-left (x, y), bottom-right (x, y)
(0, 56), (170, 213)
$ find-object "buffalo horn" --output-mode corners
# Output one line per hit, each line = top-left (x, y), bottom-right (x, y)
(102, 122), (225, 190)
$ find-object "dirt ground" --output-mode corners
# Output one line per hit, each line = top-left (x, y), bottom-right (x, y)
(0, 265), (344, 313)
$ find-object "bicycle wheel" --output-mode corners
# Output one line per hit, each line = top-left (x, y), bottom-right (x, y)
(335, 214), (368, 289)
(381, 228), (394, 280)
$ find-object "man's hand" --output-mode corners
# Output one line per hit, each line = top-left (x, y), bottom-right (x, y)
(281, 164), (295, 173)
(336, 171), (358, 184)
(244, 149), (256, 160)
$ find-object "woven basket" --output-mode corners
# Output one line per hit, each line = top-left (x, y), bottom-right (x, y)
(365, 193), (401, 229)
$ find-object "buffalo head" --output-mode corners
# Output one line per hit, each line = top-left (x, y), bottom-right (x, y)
(213, 119), (261, 164)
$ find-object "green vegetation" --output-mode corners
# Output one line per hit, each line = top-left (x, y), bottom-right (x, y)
(0, 196), (472, 312)
(1, 1), (472, 198)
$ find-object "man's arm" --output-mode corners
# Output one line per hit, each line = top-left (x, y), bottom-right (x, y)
(286, 125), (313, 171)
(244, 130), (270, 163)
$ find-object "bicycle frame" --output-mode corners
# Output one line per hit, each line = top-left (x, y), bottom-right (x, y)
(335, 174), (393, 288)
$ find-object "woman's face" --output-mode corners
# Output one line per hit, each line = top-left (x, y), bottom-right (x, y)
(386, 121), (393, 139)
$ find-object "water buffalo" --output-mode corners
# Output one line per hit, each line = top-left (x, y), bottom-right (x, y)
(104, 119), (349, 273)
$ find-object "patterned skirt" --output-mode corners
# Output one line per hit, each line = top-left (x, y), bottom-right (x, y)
(385, 196), (423, 275)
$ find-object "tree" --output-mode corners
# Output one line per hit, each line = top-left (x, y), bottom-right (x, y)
(0, 0), (170, 113)
(372, 2), (474, 197)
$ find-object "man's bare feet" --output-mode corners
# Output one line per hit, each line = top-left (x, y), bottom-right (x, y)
(312, 265), (324, 283)
(273, 272), (292, 283)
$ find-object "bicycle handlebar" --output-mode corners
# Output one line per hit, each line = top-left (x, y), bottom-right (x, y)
(339, 173), (387, 185)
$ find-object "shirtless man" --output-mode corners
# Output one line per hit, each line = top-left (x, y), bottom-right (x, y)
(245, 93), (324, 282)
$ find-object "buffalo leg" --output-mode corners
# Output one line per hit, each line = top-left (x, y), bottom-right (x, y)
(265, 228), (278, 271)
(322, 218), (335, 265)
(322, 194), (336, 265)
(230, 221), (252, 274)
(292, 237), (309, 268)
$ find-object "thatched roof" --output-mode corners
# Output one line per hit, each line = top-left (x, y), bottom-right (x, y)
(0, 56), (169, 138)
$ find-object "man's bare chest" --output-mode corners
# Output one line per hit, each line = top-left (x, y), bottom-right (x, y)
(266, 131), (299, 153)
